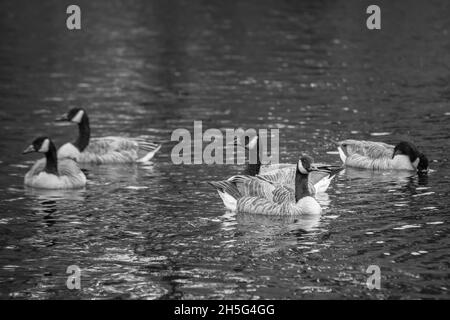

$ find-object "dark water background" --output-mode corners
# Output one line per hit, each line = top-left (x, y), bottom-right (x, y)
(0, 0), (449, 299)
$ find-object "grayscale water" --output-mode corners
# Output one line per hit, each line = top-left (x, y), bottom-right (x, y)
(0, 0), (449, 299)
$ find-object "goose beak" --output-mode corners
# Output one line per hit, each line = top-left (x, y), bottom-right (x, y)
(309, 165), (319, 172)
(22, 145), (35, 154)
(55, 113), (68, 122)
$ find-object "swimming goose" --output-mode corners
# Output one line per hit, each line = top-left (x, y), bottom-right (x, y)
(56, 108), (161, 164)
(337, 139), (428, 173)
(23, 137), (86, 189)
(209, 155), (321, 216)
(234, 134), (343, 193)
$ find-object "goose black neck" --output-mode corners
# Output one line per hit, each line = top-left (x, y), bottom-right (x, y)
(44, 142), (58, 175)
(243, 159), (261, 176)
(74, 114), (90, 152)
(295, 169), (311, 202)
(243, 136), (261, 176)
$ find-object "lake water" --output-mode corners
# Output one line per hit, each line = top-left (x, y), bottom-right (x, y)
(0, 0), (449, 299)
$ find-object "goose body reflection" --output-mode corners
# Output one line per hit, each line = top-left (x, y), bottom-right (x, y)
(24, 187), (86, 202)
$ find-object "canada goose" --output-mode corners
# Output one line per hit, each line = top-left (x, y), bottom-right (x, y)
(209, 155), (322, 216)
(337, 139), (428, 173)
(233, 134), (343, 193)
(56, 108), (161, 164)
(23, 137), (86, 189)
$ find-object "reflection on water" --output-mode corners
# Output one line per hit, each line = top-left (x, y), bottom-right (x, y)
(0, 0), (449, 299)
(25, 187), (87, 202)
(24, 188), (87, 227)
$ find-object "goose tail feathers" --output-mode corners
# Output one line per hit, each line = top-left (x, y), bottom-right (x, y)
(208, 180), (241, 211)
(337, 146), (347, 164)
(313, 165), (344, 193)
(137, 142), (161, 163)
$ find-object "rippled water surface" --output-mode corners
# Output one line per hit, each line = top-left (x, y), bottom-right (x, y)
(0, 0), (449, 299)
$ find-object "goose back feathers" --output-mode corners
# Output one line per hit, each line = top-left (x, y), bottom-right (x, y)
(58, 136), (161, 164)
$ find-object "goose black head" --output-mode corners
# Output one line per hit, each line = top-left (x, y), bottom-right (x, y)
(417, 153), (429, 174)
(23, 136), (52, 154)
(297, 154), (318, 174)
(56, 108), (86, 124)
(393, 141), (428, 173)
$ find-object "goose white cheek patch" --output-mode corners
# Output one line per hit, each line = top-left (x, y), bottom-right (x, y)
(298, 160), (307, 174)
(38, 139), (50, 153)
(412, 158), (420, 169)
(248, 136), (258, 149)
(72, 110), (84, 123)
(338, 147), (347, 163)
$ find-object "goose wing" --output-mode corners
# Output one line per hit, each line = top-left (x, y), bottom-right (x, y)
(209, 175), (278, 202)
(57, 158), (85, 177)
(86, 137), (139, 155)
(271, 185), (295, 203)
(227, 175), (277, 199)
(236, 196), (297, 216)
(79, 137), (136, 163)
(259, 163), (295, 174)
(82, 136), (160, 163)
(57, 158), (87, 188)
(257, 166), (296, 185)
(339, 139), (394, 159)
(241, 175), (295, 204)
(25, 158), (46, 178)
